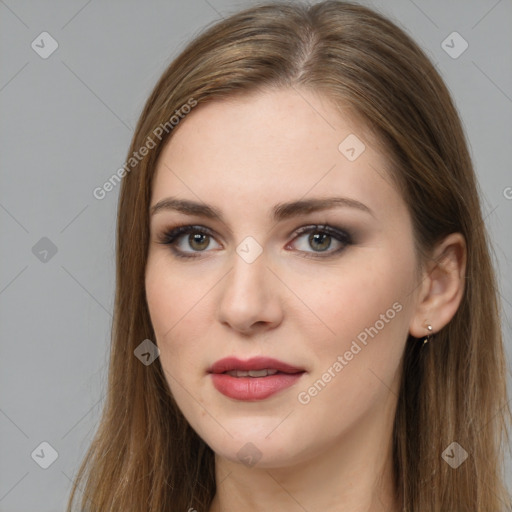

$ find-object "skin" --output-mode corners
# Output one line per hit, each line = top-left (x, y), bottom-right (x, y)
(145, 88), (466, 512)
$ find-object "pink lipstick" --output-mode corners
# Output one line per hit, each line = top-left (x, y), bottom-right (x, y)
(208, 356), (306, 401)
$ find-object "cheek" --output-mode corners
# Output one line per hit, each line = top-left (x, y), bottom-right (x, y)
(146, 254), (203, 332)
(146, 258), (185, 353)
(145, 256), (213, 375)
(145, 265), (201, 416)
(290, 256), (414, 437)
(291, 249), (414, 350)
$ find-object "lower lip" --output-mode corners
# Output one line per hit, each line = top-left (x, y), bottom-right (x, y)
(210, 372), (305, 401)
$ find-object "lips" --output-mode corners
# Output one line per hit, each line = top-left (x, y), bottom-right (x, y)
(208, 356), (305, 375)
(208, 356), (306, 401)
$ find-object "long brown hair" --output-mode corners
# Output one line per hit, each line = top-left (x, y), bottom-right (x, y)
(66, 1), (511, 510)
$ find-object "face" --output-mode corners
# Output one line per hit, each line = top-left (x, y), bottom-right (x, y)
(145, 88), (421, 468)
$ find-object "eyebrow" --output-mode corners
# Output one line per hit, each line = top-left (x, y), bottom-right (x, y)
(150, 196), (374, 222)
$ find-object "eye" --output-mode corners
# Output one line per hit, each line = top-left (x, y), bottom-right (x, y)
(156, 223), (352, 260)
(287, 224), (352, 258)
(156, 225), (220, 259)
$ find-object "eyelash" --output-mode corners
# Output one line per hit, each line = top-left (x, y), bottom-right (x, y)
(156, 224), (353, 260)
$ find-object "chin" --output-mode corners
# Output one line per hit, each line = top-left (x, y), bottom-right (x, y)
(203, 425), (313, 469)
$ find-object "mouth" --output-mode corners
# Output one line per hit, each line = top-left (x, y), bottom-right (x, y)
(223, 369), (299, 377)
(208, 356), (306, 375)
(208, 356), (306, 401)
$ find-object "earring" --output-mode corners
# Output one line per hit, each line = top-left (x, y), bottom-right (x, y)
(423, 324), (433, 345)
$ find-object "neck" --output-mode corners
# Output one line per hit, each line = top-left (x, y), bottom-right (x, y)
(208, 398), (400, 512)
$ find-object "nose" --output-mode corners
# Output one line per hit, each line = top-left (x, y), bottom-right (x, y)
(216, 247), (284, 335)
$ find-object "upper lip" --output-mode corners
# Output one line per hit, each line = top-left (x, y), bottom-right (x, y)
(208, 356), (305, 374)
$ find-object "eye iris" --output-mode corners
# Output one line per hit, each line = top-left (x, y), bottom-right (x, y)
(189, 233), (209, 251)
(309, 232), (331, 251)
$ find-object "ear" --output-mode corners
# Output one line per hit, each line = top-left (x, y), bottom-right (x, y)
(409, 233), (467, 339)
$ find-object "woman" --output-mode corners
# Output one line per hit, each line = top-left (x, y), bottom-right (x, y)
(67, 1), (511, 510)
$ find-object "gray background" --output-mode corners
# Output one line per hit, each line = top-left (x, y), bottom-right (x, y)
(1, 0), (511, 510)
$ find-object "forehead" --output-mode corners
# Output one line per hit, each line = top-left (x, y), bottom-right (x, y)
(151, 88), (400, 219)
